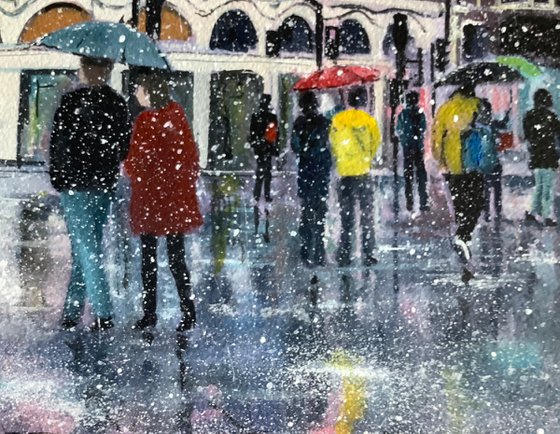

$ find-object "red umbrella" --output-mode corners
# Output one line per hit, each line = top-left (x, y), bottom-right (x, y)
(293, 65), (381, 91)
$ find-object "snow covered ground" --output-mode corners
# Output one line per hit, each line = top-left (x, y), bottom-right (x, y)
(1, 168), (559, 433)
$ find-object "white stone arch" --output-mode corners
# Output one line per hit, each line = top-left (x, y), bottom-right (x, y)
(274, 4), (316, 31)
(199, 2), (266, 55)
(5, 0), (92, 44)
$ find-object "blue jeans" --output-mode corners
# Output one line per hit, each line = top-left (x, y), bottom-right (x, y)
(531, 168), (557, 219)
(60, 190), (113, 320)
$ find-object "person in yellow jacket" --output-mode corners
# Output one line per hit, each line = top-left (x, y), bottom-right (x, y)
(329, 87), (381, 267)
(432, 85), (483, 270)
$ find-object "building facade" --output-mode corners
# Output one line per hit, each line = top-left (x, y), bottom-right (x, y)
(0, 0), (446, 174)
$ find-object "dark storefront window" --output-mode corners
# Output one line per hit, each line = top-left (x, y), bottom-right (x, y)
(340, 19), (371, 55)
(207, 71), (264, 170)
(17, 70), (77, 165)
(278, 15), (314, 53)
(210, 10), (258, 53)
(462, 24), (490, 61)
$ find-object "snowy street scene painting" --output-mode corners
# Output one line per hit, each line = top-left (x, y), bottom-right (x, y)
(1, 0), (560, 432)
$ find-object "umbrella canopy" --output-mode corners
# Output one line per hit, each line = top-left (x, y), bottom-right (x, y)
(497, 56), (542, 78)
(293, 65), (381, 91)
(435, 62), (522, 88)
(38, 21), (168, 69)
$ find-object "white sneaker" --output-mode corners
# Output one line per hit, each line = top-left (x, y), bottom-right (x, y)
(453, 237), (471, 263)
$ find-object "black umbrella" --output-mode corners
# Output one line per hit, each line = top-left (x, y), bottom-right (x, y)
(435, 62), (522, 87)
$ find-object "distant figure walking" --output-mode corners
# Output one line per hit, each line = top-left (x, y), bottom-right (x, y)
(49, 57), (130, 332)
(125, 74), (203, 332)
(523, 88), (560, 227)
(476, 99), (509, 223)
(432, 85), (482, 275)
(329, 87), (381, 267)
(249, 94), (279, 241)
(291, 91), (331, 267)
(397, 91), (429, 212)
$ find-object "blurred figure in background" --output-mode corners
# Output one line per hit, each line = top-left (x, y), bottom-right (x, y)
(524, 88), (560, 227)
(476, 99), (509, 223)
(250, 94), (279, 242)
(397, 91), (429, 213)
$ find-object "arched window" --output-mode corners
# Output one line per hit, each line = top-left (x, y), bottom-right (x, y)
(210, 10), (258, 52)
(138, 5), (191, 41)
(339, 19), (370, 55)
(278, 15), (314, 53)
(19, 3), (91, 43)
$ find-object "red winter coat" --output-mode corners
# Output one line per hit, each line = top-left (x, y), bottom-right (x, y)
(124, 101), (203, 236)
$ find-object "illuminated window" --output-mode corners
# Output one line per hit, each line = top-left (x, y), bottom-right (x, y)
(19, 4), (91, 44)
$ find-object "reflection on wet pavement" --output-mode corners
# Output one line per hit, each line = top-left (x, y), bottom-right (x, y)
(1, 173), (560, 433)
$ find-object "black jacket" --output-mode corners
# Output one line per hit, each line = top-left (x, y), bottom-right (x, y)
(291, 113), (331, 199)
(523, 107), (560, 169)
(249, 109), (279, 168)
(49, 86), (130, 192)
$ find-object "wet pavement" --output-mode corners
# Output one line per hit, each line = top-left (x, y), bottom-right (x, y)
(1, 169), (560, 433)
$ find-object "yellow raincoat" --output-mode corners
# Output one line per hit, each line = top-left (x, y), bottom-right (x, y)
(329, 109), (381, 177)
(432, 94), (480, 175)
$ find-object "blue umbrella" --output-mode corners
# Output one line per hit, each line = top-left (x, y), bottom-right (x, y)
(38, 21), (169, 69)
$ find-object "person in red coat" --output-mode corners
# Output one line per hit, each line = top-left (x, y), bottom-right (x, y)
(124, 73), (203, 332)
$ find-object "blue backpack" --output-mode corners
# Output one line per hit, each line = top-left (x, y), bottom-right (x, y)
(461, 127), (487, 172)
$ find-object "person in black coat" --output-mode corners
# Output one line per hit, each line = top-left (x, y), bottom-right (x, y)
(49, 56), (130, 331)
(291, 92), (331, 267)
(396, 91), (429, 212)
(249, 94), (279, 239)
(523, 88), (560, 226)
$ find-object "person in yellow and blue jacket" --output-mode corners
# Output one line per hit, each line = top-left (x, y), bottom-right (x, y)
(329, 87), (381, 267)
(432, 85), (482, 270)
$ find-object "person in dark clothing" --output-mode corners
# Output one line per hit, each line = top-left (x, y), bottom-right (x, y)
(477, 99), (509, 223)
(291, 91), (331, 267)
(523, 88), (560, 226)
(250, 94), (279, 240)
(49, 57), (130, 332)
(397, 91), (429, 212)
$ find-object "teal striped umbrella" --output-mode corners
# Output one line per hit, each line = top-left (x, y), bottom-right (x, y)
(38, 21), (169, 69)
